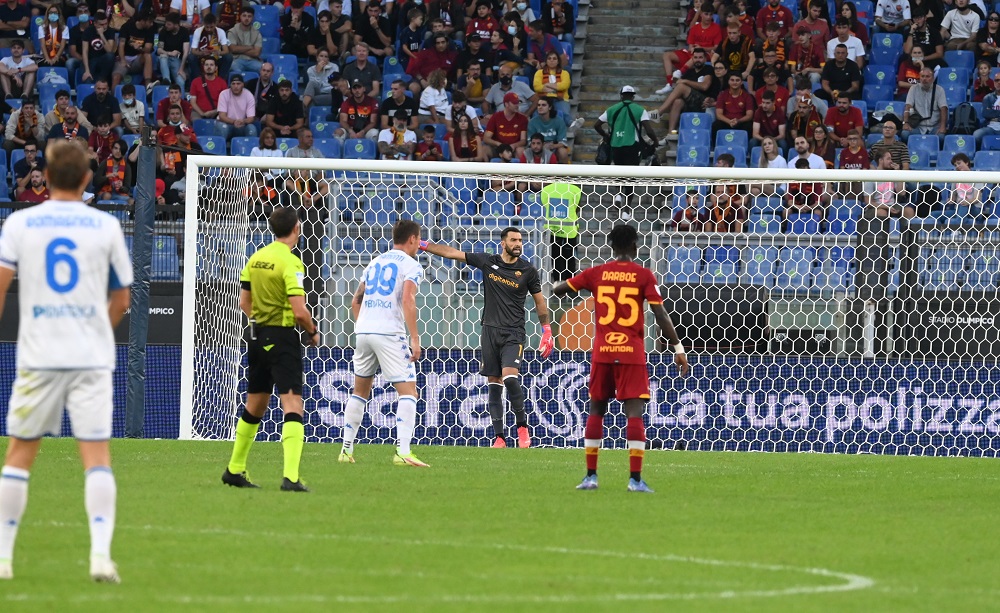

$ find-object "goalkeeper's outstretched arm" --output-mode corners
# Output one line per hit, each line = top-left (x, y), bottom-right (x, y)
(419, 240), (467, 262)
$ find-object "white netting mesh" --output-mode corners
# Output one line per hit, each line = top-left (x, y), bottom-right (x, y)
(181, 160), (1000, 456)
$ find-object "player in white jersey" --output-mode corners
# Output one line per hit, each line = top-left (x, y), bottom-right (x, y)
(0, 140), (132, 584)
(340, 220), (429, 467)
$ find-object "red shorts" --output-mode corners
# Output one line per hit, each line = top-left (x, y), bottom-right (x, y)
(589, 362), (651, 402)
(673, 49), (692, 68)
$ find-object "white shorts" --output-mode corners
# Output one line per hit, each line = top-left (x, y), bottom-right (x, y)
(6, 369), (114, 441)
(353, 334), (416, 383)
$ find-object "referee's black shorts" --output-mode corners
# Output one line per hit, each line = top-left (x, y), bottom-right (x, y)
(247, 326), (303, 395)
(480, 325), (526, 378)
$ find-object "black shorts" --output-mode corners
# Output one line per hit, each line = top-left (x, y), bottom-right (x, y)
(611, 143), (642, 167)
(247, 326), (303, 395)
(479, 326), (526, 378)
(681, 90), (706, 113)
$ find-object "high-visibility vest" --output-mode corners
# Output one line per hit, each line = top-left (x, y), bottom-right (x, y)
(541, 182), (581, 240)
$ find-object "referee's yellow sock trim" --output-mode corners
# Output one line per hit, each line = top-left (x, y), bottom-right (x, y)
(227, 415), (261, 475)
(282, 416), (305, 483)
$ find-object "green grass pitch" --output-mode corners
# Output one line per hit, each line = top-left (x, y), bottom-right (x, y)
(1, 438), (998, 612)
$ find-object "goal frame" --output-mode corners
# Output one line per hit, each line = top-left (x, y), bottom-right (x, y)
(180, 156), (1000, 452)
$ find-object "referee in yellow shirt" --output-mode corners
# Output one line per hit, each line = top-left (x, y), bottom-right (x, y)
(222, 207), (318, 492)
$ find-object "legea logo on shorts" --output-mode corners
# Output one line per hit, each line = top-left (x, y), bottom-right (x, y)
(604, 332), (629, 345)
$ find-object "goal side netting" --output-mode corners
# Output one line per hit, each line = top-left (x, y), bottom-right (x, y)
(181, 158), (1000, 457)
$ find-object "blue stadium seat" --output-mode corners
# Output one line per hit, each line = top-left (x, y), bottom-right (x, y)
(852, 100), (868, 126)
(747, 213), (781, 234)
(943, 50), (975, 74)
(8, 147), (23, 175)
(786, 213), (820, 234)
(230, 137), (257, 157)
(749, 194), (783, 214)
(309, 105), (332, 126)
(482, 190), (518, 217)
(76, 83), (94, 105)
(865, 133), (883, 148)
(713, 146), (747, 166)
(383, 55), (404, 75)
(152, 236), (181, 281)
(261, 37), (280, 56)
(427, 123), (447, 139)
(749, 146), (763, 167)
(864, 65), (896, 87)
(254, 4), (280, 37)
(313, 137), (341, 158)
(312, 121), (341, 137)
(120, 134), (139, 151)
(829, 198), (863, 220)
(664, 246), (702, 283)
(874, 100), (905, 118)
(871, 32), (903, 56)
(827, 217), (858, 235)
(943, 134), (976, 157)
(715, 129), (748, 150)
(862, 85), (892, 108)
(907, 133), (940, 157)
(741, 245), (778, 286)
(774, 247), (815, 290)
(561, 41), (574, 65)
(151, 85), (170, 113)
(364, 209), (399, 227)
(435, 139), (450, 160)
(939, 148), (963, 167)
(908, 149), (934, 170)
(192, 119), (219, 138)
(937, 67), (969, 89)
(38, 84), (60, 114)
(854, 0), (874, 25)
(942, 83), (968, 107)
(702, 246), (740, 283)
(267, 54), (299, 91)
(975, 150), (1000, 170)
(200, 135), (226, 154)
(342, 138), (377, 160)
(869, 45), (902, 66)
(679, 112), (713, 131)
(779, 0), (800, 19)
(523, 198), (543, 219)
(815, 246), (853, 290)
(443, 176), (481, 215)
(676, 145), (710, 167)
(274, 137), (298, 154)
(678, 129), (710, 148)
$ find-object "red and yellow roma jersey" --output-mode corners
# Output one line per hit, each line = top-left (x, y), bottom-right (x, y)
(566, 261), (662, 364)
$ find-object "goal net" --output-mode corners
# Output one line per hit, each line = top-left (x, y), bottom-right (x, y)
(181, 157), (1000, 457)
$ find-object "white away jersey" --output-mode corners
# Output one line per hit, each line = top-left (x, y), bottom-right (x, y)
(355, 249), (423, 336)
(0, 200), (133, 370)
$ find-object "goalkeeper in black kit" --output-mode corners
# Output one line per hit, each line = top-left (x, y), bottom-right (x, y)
(420, 227), (554, 448)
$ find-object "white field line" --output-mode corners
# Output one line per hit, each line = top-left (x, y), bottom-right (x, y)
(2, 521), (875, 605)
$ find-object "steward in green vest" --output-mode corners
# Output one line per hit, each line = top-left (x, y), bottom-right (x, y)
(594, 85), (658, 210)
(541, 182), (582, 281)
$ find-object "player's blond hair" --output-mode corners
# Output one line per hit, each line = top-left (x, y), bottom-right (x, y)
(44, 139), (91, 191)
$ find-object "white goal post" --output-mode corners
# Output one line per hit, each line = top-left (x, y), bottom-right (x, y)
(180, 155), (1000, 457)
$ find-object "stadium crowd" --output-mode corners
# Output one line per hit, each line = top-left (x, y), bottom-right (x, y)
(651, 0), (1000, 229)
(0, 0), (582, 207)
